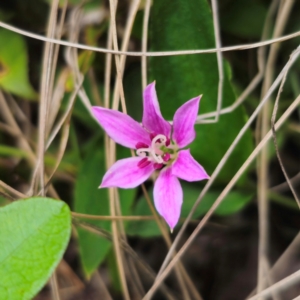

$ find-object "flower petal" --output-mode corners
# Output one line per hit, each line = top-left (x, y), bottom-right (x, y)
(142, 82), (171, 137)
(153, 167), (183, 230)
(172, 96), (201, 147)
(171, 149), (210, 182)
(101, 157), (154, 189)
(92, 107), (150, 149)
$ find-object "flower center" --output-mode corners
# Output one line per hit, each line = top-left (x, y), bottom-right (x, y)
(136, 134), (178, 169)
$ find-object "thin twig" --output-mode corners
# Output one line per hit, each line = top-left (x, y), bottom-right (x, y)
(72, 212), (155, 220)
(0, 21), (299, 57)
(0, 180), (26, 199)
(271, 49), (300, 208)
(211, 0), (223, 122)
(141, 0), (151, 89)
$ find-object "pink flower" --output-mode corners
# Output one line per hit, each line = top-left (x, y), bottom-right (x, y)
(92, 82), (209, 230)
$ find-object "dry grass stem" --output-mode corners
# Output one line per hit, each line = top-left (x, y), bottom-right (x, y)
(141, 0), (151, 89)
(211, 0), (223, 123)
(257, 1), (295, 294)
(0, 20), (299, 57)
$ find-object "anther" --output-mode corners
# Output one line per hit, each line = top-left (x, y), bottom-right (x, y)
(136, 142), (149, 149)
(138, 157), (151, 168)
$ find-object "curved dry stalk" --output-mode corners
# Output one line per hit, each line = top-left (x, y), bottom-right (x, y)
(211, 0), (223, 123)
(72, 212), (155, 220)
(271, 50), (300, 209)
(271, 172), (300, 192)
(0, 180), (26, 199)
(0, 20), (299, 57)
(141, 0), (151, 89)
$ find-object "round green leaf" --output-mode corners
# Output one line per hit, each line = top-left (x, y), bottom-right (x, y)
(0, 197), (71, 300)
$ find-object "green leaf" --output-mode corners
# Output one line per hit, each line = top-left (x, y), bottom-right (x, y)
(149, 0), (253, 183)
(74, 140), (135, 277)
(0, 28), (37, 100)
(127, 183), (252, 237)
(0, 197), (71, 299)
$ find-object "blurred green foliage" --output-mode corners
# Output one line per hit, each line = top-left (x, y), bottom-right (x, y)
(0, 28), (37, 99)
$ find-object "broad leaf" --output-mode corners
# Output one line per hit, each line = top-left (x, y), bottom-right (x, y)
(0, 197), (71, 299)
(149, 0), (253, 183)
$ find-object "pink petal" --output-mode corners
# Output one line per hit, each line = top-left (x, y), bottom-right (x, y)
(142, 82), (171, 137)
(172, 96), (201, 147)
(101, 157), (154, 189)
(92, 107), (150, 149)
(171, 149), (210, 182)
(153, 167), (183, 230)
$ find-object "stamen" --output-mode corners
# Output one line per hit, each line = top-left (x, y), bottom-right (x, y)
(152, 134), (167, 145)
(150, 134), (167, 164)
(138, 157), (151, 168)
(136, 148), (151, 157)
(135, 133), (174, 166)
(136, 142), (149, 149)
